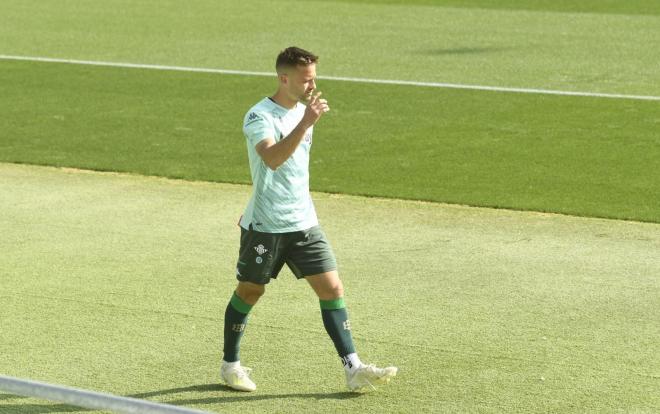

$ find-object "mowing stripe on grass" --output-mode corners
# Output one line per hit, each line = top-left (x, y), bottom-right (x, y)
(1, 54), (659, 102)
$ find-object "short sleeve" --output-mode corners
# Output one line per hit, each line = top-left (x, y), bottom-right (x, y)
(243, 111), (274, 148)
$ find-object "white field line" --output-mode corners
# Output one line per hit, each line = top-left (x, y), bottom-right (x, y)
(1, 54), (660, 101)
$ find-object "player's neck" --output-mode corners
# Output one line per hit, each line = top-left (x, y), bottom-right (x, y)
(270, 91), (298, 110)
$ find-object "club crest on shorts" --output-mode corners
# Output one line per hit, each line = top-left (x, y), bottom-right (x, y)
(254, 244), (268, 255)
(255, 257), (263, 264)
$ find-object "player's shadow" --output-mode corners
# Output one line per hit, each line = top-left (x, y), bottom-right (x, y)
(0, 383), (360, 413)
(132, 383), (362, 404)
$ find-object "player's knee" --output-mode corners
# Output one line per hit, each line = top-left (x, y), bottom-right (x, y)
(236, 282), (265, 305)
(333, 282), (344, 298)
(240, 290), (264, 305)
(319, 281), (344, 300)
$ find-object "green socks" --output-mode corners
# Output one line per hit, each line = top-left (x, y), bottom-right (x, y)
(223, 292), (253, 363)
(320, 298), (356, 358)
(224, 294), (357, 365)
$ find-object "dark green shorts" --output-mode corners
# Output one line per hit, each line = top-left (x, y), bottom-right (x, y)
(235, 225), (337, 284)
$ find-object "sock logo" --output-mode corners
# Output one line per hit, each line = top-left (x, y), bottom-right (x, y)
(343, 320), (352, 331)
(232, 323), (246, 333)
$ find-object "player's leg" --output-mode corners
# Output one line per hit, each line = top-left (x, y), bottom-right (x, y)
(290, 226), (397, 392)
(304, 271), (353, 358)
(221, 226), (285, 392)
(220, 281), (264, 392)
(305, 270), (356, 362)
(305, 271), (397, 392)
(223, 281), (264, 364)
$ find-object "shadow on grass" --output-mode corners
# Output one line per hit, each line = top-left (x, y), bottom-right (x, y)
(0, 383), (361, 413)
(131, 383), (359, 400)
(131, 383), (361, 405)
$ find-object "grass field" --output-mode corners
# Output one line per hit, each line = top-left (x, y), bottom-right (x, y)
(3, 0), (660, 94)
(1, 163), (659, 413)
(1, 0), (659, 412)
(2, 59), (659, 222)
(2, 1), (660, 223)
(324, 0), (660, 15)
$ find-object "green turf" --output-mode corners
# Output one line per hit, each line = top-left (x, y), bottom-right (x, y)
(319, 0), (660, 15)
(1, 0), (659, 96)
(2, 1), (659, 412)
(1, 59), (659, 223)
(1, 163), (659, 413)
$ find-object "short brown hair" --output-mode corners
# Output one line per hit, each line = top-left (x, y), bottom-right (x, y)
(275, 47), (319, 73)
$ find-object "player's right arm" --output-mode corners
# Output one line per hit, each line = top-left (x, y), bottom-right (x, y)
(256, 93), (329, 171)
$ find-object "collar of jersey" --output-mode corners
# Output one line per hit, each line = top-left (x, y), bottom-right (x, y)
(267, 97), (298, 115)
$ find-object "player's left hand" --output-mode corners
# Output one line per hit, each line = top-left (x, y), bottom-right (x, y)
(302, 91), (330, 127)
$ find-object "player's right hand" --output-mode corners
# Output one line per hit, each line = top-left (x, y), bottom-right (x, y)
(302, 91), (329, 127)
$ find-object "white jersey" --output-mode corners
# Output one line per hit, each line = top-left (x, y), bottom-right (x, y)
(240, 97), (319, 233)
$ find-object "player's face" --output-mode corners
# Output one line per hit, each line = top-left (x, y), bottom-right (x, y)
(287, 64), (317, 102)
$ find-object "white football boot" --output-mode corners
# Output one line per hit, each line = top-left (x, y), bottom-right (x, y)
(346, 364), (398, 392)
(221, 361), (256, 392)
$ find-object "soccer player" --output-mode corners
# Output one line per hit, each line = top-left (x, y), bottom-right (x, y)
(220, 47), (398, 393)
